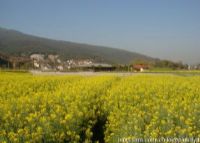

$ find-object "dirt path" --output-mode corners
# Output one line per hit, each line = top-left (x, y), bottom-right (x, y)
(30, 70), (136, 76)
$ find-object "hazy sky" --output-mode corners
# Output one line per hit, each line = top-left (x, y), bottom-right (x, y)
(0, 0), (200, 64)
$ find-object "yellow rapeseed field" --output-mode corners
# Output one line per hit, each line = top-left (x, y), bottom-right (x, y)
(0, 72), (199, 143)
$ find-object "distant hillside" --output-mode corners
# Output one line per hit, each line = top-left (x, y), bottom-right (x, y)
(0, 27), (154, 64)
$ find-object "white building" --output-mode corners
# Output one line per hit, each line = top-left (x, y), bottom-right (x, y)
(30, 54), (45, 61)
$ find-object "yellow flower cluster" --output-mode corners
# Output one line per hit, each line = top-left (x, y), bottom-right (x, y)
(0, 72), (199, 142)
(103, 75), (200, 142)
(0, 72), (117, 142)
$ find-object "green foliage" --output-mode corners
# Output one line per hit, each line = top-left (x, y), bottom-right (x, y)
(153, 59), (187, 70)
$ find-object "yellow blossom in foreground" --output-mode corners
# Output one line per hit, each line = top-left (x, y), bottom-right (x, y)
(0, 72), (199, 142)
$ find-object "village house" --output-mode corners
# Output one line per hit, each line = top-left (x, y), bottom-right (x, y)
(30, 54), (45, 61)
(74, 63), (115, 72)
(133, 64), (149, 72)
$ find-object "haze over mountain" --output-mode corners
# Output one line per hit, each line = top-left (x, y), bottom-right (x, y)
(0, 27), (154, 64)
(1, 1), (200, 64)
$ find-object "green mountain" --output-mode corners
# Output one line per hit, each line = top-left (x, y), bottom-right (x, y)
(0, 27), (154, 64)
